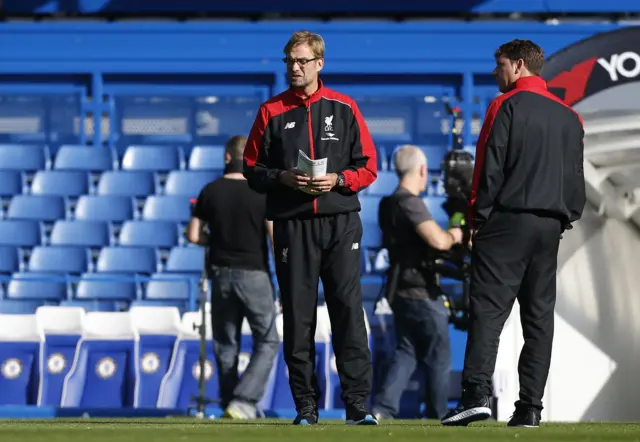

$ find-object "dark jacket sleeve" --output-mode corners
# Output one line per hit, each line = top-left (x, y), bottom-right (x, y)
(243, 105), (282, 194)
(567, 120), (586, 227)
(340, 100), (378, 193)
(471, 99), (512, 227)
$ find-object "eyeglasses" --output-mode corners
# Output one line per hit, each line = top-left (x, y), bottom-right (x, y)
(282, 57), (320, 67)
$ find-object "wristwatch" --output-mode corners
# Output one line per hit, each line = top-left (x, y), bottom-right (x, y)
(336, 172), (345, 188)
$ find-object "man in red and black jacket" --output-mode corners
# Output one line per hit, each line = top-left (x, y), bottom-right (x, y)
(441, 40), (586, 428)
(243, 30), (378, 426)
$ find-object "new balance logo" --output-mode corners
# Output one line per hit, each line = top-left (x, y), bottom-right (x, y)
(351, 243), (359, 250)
(284, 122), (295, 129)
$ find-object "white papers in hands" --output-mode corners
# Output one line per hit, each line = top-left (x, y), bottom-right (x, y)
(296, 150), (327, 194)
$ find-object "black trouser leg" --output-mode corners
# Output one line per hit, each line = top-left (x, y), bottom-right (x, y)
(273, 218), (322, 408)
(516, 217), (561, 411)
(461, 212), (531, 401)
(319, 212), (373, 405)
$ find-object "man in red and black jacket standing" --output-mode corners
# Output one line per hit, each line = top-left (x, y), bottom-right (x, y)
(243, 30), (378, 426)
(441, 40), (586, 428)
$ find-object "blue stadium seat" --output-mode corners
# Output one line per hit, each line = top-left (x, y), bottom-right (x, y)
(74, 195), (134, 223)
(164, 170), (217, 197)
(6, 272), (69, 302)
(0, 144), (49, 172)
(0, 314), (40, 405)
(423, 196), (449, 227)
(164, 247), (204, 274)
(129, 306), (181, 408)
(157, 312), (218, 409)
(30, 171), (89, 198)
(359, 195), (382, 224)
(28, 246), (90, 274)
(53, 145), (117, 172)
(7, 195), (66, 223)
(142, 196), (191, 223)
(0, 171), (24, 198)
(118, 221), (179, 249)
(58, 300), (119, 312)
(365, 171), (398, 196)
(0, 246), (19, 274)
(121, 146), (184, 173)
(419, 145), (449, 171)
(188, 145), (225, 171)
(97, 171), (156, 197)
(50, 220), (111, 248)
(144, 273), (193, 302)
(75, 273), (139, 302)
(61, 312), (136, 408)
(0, 220), (42, 248)
(96, 247), (158, 275)
(35, 306), (84, 406)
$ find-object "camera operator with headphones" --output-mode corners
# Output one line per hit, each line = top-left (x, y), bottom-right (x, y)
(372, 145), (464, 421)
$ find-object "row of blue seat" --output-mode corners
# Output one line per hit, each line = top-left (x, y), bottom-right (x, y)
(0, 143), (455, 175)
(0, 169), (407, 200)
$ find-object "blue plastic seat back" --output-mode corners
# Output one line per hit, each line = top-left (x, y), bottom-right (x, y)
(164, 247), (204, 275)
(50, 221), (110, 248)
(74, 196), (134, 223)
(28, 246), (90, 274)
(58, 300), (118, 312)
(0, 144), (49, 172)
(0, 220), (42, 248)
(7, 195), (66, 222)
(75, 272), (138, 301)
(61, 340), (135, 407)
(142, 196), (191, 223)
(121, 146), (182, 172)
(134, 334), (178, 408)
(30, 171), (89, 198)
(359, 195), (382, 225)
(188, 145), (225, 171)
(118, 221), (178, 249)
(97, 171), (156, 197)
(0, 246), (19, 274)
(96, 247), (158, 275)
(422, 196), (449, 228)
(365, 171), (399, 196)
(54, 145), (117, 172)
(38, 334), (81, 406)
(7, 272), (68, 301)
(164, 171), (217, 197)
(156, 339), (218, 409)
(145, 273), (193, 301)
(0, 341), (40, 405)
(0, 171), (24, 197)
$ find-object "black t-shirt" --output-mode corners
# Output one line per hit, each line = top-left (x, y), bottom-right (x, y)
(386, 187), (434, 265)
(193, 177), (269, 272)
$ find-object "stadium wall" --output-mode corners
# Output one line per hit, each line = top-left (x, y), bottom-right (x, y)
(0, 21), (624, 146)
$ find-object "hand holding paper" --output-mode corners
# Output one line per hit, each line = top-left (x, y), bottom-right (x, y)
(296, 150), (329, 194)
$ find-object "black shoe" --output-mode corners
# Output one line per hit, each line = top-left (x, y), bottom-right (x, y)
(441, 396), (492, 426)
(345, 397), (378, 426)
(293, 399), (319, 426)
(507, 407), (541, 428)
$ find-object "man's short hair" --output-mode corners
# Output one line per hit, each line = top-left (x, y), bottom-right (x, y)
(393, 145), (427, 178)
(495, 39), (545, 75)
(283, 30), (325, 59)
(225, 135), (247, 161)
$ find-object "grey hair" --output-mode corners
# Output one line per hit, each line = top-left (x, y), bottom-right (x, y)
(393, 145), (427, 178)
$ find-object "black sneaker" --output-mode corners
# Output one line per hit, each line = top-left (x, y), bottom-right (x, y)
(293, 399), (319, 426)
(507, 407), (541, 428)
(345, 398), (378, 426)
(440, 396), (492, 426)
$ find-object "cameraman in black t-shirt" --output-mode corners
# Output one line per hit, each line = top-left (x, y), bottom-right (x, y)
(372, 145), (464, 421)
(187, 135), (279, 420)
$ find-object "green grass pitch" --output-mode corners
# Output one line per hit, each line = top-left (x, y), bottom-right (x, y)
(0, 418), (638, 442)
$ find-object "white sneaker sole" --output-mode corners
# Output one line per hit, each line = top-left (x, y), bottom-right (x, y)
(441, 406), (492, 426)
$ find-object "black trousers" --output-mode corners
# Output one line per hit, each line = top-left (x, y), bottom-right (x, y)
(462, 210), (562, 411)
(273, 212), (372, 409)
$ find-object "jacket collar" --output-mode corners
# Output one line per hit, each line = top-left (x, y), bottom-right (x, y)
(514, 75), (547, 91)
(286, 78), (324, 103)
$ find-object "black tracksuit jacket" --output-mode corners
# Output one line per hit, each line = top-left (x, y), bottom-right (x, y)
(469, 76), (586, 230)
(243, 80), (377, 220)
